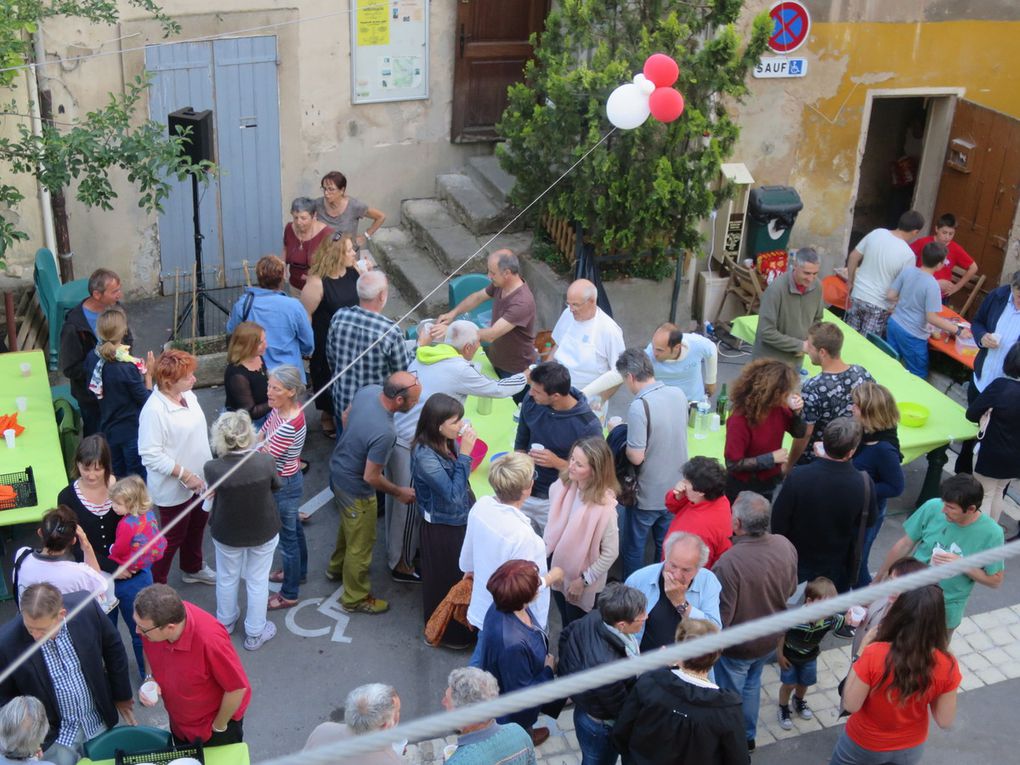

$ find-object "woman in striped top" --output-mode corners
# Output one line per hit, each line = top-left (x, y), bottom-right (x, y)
(260, 365), (308, 610)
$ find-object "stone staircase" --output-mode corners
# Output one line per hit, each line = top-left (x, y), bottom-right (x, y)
(369, 155), (533, 322)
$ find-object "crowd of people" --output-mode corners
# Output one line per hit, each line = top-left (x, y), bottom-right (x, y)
(2, 201), (1016, 765)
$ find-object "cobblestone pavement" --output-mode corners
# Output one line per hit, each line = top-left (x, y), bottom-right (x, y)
(405, 600), (1020, 765)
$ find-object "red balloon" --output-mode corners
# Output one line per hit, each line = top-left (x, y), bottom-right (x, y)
(649, 87), (685, 123)
(643, 53), (679, 88)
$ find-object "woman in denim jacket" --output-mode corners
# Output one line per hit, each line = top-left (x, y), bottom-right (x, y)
(412, 393), (478, 648)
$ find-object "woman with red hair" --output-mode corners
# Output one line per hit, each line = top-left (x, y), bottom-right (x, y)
(138, 349), (215, 586)
(476, 558), (565, 748)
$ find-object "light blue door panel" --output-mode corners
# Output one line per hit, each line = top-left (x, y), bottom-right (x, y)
(213, 37), (283, 282)
(144, 43), (221, 290)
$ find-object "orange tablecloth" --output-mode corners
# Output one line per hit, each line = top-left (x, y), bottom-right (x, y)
(822, 275), (848, 309)
(929, 306), (976, 370)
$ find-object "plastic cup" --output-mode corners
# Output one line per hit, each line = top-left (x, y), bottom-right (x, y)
(530, 443), (545, 453)
(3, 429), (14, 449)
(139, 680), (159, 705)
(458, 418), (472, 436)
(709, 413), (721, 432)
(848, 606), (867, 627)
(15, 397), (27, 412)
(443, 744), (458, 761)
(19, 363), (30, 377)
(476, 396), (493, 415)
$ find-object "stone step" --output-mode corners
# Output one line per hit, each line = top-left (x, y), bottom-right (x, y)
(466, 153), (516, 205)
(368, 227), (449, 319)
(401, 198), (488, 274)
(436, 173), (523, 235)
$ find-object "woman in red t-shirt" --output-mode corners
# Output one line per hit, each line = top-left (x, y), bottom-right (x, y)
(831, 584), (961, 765)
(723, 359), (805, 502)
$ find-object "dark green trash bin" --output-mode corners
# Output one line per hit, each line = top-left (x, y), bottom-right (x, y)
(745, 186), (803, 258)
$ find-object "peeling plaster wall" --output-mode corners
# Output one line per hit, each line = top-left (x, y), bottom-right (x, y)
(733, 1), (1020, 273)
(19, 1), (488, 296)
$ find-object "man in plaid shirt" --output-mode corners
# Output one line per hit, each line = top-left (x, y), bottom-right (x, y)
(326, 271), (411, 418)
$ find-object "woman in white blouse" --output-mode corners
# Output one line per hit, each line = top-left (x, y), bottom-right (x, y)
(138, 349), (215, 586)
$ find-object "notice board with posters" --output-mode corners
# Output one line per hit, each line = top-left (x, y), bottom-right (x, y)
(350, 0), (429, 103)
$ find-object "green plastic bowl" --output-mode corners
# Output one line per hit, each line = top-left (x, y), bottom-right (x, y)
(898, 402), (930, 428)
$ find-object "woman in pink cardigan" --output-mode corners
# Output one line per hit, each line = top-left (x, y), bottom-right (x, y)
(544, 435), (620, 626)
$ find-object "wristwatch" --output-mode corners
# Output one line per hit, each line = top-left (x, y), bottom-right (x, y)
(674, 600), (690, 618)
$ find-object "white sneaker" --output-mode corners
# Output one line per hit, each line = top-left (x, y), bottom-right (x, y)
(181, 565), (217, 585)
(244, 621), (277, 651)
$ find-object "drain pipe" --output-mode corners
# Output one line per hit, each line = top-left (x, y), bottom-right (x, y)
(28, 30), (58, 265)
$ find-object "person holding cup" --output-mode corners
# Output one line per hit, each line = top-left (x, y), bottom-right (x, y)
(411, 393), (477, 648)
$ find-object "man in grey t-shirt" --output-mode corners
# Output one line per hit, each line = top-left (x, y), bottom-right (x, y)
(326, 372), (421, 614)
(616, 348), (689, 578)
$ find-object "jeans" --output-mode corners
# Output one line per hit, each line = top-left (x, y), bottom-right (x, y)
(886, 318), (930, 378)
(829, 730), (924, 765)
(856, 506), (887, 587)
(574, 708), (618, 765)
(150, 497), (208, 584)
(214, 535), (279, 637)
(552, 589), (588, 629)
(327, 488), (378, 606)
(715, 653), (769, 741)
(106, 428), (146, 481)
(111, 567), (153, 678)
(44, 726), (85, 765)
(274, 473), (307, 600)
(621, 506), (672, 579)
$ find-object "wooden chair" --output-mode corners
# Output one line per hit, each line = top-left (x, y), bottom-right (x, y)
(951, 265), (986, 318)
(716, 255), (765, 321)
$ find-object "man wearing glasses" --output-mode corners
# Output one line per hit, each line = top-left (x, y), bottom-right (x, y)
(133, 584), (250, 746)
(327, 371), (422, 614)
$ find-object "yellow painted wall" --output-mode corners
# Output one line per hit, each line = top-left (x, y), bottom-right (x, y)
(733, 18), (1020, 269)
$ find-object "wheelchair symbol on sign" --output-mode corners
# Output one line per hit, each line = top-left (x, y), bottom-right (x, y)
(788, 60), (804, 76)
(284, 586), (353, 643)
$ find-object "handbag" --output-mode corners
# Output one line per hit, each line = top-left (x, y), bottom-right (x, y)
(615, 398), (650, 508)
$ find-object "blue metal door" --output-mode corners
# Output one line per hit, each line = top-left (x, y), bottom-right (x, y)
(146, 37), (282, 289)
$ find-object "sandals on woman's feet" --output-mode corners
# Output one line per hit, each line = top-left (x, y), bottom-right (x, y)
(267, 594), (299, 610)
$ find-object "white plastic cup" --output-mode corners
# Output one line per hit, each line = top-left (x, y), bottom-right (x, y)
(3, 429), (15, 449)
(19, 363), (30, 377)
(848, 606), (867, 627)
(443, 744), (458, 761)
(987, 332), (1001, 346)
(458, 418), (472, 436)
(709, 413), (721, 432)
(15, 397), (27, 412)
(530, 442), (545, 453)
(139, 680), (160, 706)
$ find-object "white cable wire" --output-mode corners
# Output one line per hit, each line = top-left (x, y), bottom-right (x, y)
(266, 540), (1020, 763)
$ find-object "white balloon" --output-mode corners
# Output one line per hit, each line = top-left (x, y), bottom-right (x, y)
(633, 73), (656, 95)
(606, 83), (651, 130)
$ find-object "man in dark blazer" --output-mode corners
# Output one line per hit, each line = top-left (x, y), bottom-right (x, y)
(0, 584), (134, 765)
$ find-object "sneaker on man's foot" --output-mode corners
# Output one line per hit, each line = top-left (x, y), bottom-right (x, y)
(391, 567), (422, 584)
(777, 705), (793, 730)
(244, 621), (277, 651)
(181, 565), (217, 585)
(341, 596), (389, 615)
(793, 696), (813, 720)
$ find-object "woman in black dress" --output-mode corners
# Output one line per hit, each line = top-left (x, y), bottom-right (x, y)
(300, 232), (367, 438)
(224, 321), (270, 429)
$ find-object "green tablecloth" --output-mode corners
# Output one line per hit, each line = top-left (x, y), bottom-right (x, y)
(464, 352), (520, 498)
(730, 311), (977, 463)
(79, 742), (250, 765)
(0, 350), (67, 527)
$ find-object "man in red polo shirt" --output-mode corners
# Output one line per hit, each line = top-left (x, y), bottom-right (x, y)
(133, 584), (251, 745)
(909, 213), (978, 298)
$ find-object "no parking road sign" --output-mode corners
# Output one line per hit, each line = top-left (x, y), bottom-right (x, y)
(768, 1), (811, 53)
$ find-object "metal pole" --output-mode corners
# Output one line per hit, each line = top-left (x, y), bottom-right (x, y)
(191, 172), (206, 336)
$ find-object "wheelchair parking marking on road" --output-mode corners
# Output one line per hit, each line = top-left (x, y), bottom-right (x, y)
(284, 584), (353, 643)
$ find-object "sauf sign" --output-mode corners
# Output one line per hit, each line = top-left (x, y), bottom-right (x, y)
(754, 57), (808, 78)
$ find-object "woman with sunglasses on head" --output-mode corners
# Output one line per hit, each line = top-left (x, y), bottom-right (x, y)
(283, 196), (334, 291)
(300, 232), (370, 439)
(314, 170), (385, 249)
